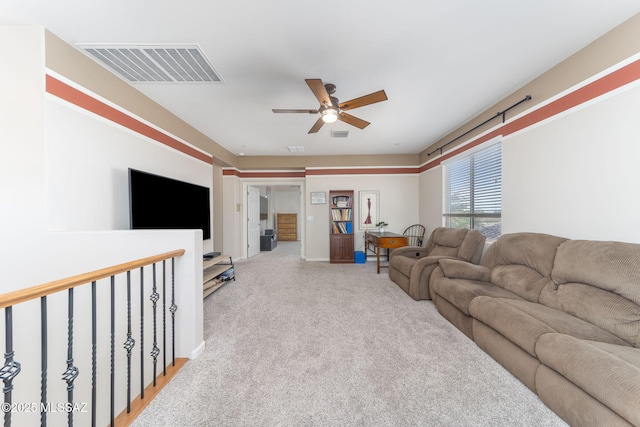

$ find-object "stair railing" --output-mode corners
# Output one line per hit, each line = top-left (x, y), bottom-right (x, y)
(0, 249), (185, 427)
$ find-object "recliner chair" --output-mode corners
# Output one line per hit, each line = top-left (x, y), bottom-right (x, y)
(388, 227), (486, 300)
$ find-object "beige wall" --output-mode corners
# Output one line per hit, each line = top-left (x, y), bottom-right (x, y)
(418, 167), (443, 234)
(236, 153), (418, 169)
(304, 173), (419, 261)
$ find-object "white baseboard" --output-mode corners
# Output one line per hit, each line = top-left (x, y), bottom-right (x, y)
(191, 340), (206, 359)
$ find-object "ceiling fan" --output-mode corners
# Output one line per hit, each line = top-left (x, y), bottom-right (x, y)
(272, 79), (388, 134)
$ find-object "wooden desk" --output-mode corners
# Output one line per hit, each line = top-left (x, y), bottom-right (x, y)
(364, 231), (408, 274)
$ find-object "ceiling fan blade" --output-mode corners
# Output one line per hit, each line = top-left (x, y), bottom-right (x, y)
(339, 90), (388, 111)
(272, 109), (318, 114)
(338, 112), (370, 129)
(305, 79), (332, 106)
(308, 116), (325, 134)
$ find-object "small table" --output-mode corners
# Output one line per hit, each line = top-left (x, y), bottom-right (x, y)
(364, 231), (409, 273)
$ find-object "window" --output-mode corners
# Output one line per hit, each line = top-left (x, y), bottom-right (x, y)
(442, 139), (502, 239)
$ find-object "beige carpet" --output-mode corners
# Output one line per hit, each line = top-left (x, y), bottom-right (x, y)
(132, 242), (566, 426)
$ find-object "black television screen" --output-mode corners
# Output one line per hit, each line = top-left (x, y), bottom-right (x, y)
(129, 168), (211, 240)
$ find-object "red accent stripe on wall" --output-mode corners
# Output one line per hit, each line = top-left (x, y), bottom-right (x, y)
(420, 58), (640, 172)
(222, 169), (306, 178)
(45, 75), (213, 164)
(222, 167), (419, 177)
(305, 167), (420, 175)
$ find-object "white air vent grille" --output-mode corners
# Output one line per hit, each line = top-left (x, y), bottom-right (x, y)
(77, 44), (224, 83)
(288, 146), (306, 153)
(331, 130), (350, 138)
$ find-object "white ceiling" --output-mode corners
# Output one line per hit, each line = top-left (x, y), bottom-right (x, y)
(3, 1), (640, 158)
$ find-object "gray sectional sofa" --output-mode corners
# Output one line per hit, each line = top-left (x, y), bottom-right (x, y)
(429, 232), (640, 426)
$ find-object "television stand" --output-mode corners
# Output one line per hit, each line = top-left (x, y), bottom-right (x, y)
(203, 254), (234, 298)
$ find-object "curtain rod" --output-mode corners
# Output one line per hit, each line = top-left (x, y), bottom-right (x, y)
(427, 95), (532, 157)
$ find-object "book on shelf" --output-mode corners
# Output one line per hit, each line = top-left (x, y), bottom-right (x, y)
(331, 209), (352, 221)
(331, 222), (353, 234)
(332, 196), (352, 208)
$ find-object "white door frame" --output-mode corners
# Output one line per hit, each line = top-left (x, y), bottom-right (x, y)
(246, 185), (261, 258)
(241, 179), (306, 259)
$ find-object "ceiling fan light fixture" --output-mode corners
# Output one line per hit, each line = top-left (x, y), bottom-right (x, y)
(321, 107), (339, 123)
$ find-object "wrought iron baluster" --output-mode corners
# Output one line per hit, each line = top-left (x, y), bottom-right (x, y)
(123, 271), (136, 413)
(2, 306), (21, 427)
(170, 257), (178, 367)
(62, 288), (79, 427)
(110, 276), (115, 427)
(150, 263), (160, 386)
(162, 260), (167, 376)
(91, 281), (97, 427)
(41, 296), (48, 427)
(139, 267), (144, 400)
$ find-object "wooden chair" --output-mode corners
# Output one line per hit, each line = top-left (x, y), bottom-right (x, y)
(403, 224), (426, 247)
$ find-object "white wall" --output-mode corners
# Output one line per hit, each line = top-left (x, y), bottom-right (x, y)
(503, 82), (640, 243)
(1, 25), (207, 426)
(418, 72), (640, 246)
(222, 174), (242, 258)
(0, 25), (47, 264)
(45, 96), (214, 240)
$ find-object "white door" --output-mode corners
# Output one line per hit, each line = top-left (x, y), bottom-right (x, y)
(247, 185), (261, 258)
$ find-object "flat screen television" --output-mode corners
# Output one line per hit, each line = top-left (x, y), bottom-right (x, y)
(129, 168), (211, 240)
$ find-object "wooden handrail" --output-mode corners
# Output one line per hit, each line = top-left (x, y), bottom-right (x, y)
(0, 249), (185, 309)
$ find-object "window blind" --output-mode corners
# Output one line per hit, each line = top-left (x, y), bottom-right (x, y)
(442, 141), (502, 238)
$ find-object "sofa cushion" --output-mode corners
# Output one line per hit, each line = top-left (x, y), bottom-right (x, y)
(431, 277), (522, 316)
(482, 232), (568, 302)
(425, 227), (484, 263)
(390, 253), (420, 278)
(536, 365), (634, 427)
(536, 333), (640, 426)
(490, 265), (552, 303)
(438, 258), (490, 281)
(426, 228), (470, 257)
(469, 297), (628, 357)
(541, 239), (640, 347)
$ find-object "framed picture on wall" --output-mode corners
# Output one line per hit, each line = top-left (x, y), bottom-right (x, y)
(310, 191), (326, 204)
(359, 190), (379, 229)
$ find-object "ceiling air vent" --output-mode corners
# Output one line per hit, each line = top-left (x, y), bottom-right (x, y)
(76, 44), (224, 84)
(331, 130), (350, 138)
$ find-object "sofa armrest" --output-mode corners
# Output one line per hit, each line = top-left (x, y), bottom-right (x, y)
(389, 246), (430, 261)
(439, 258), (490, 281)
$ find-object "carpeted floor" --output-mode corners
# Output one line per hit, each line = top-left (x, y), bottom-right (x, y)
(132, 242), (566, 426)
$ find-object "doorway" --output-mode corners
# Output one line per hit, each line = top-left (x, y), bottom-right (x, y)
(243, 182), (305, 259)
